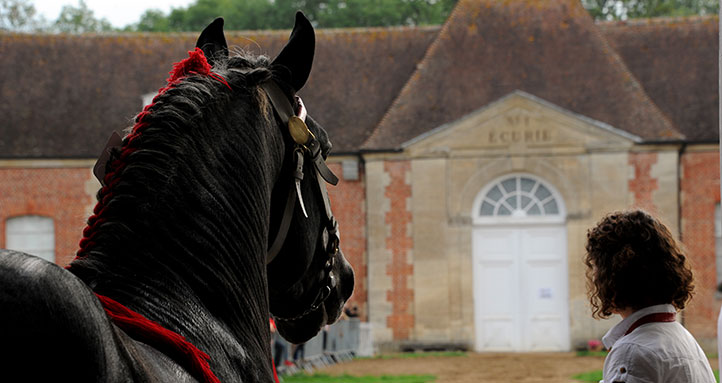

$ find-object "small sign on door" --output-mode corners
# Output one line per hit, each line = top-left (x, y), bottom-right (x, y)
(539, 287), (553, 299)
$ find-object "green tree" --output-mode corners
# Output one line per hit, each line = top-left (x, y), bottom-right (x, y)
(53, 0), (114, 33)
(0, 0), (46, 32)
(582, 0), (719, 20)
(127, 0), (458, 32)
(134, 9), (171, 32)
(267, 0), (457, 28)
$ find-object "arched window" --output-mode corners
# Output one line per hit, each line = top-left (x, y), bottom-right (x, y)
(475, 174), (564, 223)
(6, 216), (55, 263)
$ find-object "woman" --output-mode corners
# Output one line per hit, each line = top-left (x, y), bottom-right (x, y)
(585, 209), (714, 383)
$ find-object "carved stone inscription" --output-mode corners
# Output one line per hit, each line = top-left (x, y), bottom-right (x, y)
(488, 129), (551, 144)
(478, 112), (555, 146)
(478, 111), (552, 145)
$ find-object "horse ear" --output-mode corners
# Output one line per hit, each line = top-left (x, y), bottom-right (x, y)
(271, 11), (315, 92)
(195, 17), (228, 67)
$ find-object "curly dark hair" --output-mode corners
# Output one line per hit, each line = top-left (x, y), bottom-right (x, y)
(584, 209), (694, 319)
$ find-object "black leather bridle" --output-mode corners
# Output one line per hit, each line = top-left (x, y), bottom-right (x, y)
(261, 80), (341, 322)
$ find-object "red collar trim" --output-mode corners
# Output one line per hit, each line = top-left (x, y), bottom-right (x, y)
(95, 294), (220, 383)
(625, 312), (676, 336)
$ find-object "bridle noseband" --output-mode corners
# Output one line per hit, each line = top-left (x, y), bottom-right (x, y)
(261, 80), (341, 322)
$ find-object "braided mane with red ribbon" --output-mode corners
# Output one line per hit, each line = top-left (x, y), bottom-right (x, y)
(77, 48), (229, 259)
(77, 49), (232, 383)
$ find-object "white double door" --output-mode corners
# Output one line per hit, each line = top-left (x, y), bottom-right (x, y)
(472, 225), (570, 352)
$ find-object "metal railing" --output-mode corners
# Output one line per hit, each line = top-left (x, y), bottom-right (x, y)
(273, 318), (372, 375)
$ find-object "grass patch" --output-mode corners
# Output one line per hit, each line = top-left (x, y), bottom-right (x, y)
(356, 352), (467, 360)
(572, 370), (602, 382)
(282, 373), (436, 383)
(572, 369), (720, 382)
(575, 350), (608, 357)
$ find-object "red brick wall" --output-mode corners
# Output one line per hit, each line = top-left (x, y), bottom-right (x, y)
(327, 161), (368, 321)
(0, 168), (93, 267)
(383, 160), (414, 340)
(628, 152), (658, 213)
(680, 150), (720, 343)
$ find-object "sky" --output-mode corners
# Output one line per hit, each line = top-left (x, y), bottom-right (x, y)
(31, 0), (196, 28)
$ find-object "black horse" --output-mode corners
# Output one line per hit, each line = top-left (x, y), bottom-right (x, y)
(0, 12), (353, 382)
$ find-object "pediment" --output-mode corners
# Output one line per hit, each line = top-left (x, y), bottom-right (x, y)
(404, 91), (639, 157)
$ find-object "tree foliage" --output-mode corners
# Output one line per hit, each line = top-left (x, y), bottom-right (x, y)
(1, 0), (113, 33)
(582, 0), (719, 20)
(0, 0), (720, 33)
(130, 0), (718, 31)
(135, 0), (458, 32)
(53, 0), (113, 33)
(0, 0), (43, 31)
(135, 9), (172, 32)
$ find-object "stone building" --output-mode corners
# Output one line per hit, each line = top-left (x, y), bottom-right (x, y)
(0, 0), (719, 352)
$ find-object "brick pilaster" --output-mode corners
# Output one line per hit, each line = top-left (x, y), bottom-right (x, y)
(680, 151), (720, 346)
(327, 162), (368, 321)
(628, 152), (658, 213)
(383, 161), (414, 340)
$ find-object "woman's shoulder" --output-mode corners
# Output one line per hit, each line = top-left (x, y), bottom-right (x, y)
(604, 343), (660, 382)
(608, 325), (714, 382)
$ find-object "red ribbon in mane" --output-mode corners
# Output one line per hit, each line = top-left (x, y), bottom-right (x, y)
(95, 294), (221, 383)
(168, 47), (231, 90)
(74, 48), (230, 260)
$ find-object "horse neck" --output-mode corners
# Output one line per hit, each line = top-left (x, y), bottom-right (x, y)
(68, 88), (284, 372)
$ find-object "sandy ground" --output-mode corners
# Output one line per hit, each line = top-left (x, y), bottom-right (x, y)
(317, 352), (605, 383)
(315, 352), (718, 382)
(318, 353), (592, 383)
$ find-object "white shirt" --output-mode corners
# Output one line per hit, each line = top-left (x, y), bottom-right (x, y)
(601, 304), (715, 383)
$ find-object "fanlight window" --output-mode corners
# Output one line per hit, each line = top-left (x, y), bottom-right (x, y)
(5, 215), (55, 263)
(479, 175), (560, 218)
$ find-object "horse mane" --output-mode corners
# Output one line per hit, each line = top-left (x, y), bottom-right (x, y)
(77, 49), (274, 257)
(66, 50), (287, 380)
(76, 50), (280, 256)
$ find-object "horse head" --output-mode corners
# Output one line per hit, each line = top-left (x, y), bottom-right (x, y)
(196, 13), (354, 344)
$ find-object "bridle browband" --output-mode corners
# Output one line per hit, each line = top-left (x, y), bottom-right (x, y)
(261, 80), (341, 322)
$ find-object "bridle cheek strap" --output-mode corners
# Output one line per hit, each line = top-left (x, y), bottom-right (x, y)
(267, 188), (297, 263)
(266, 150), (303, 263)
(261, 80), (340, 265)
(261, 78), (340, 321)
